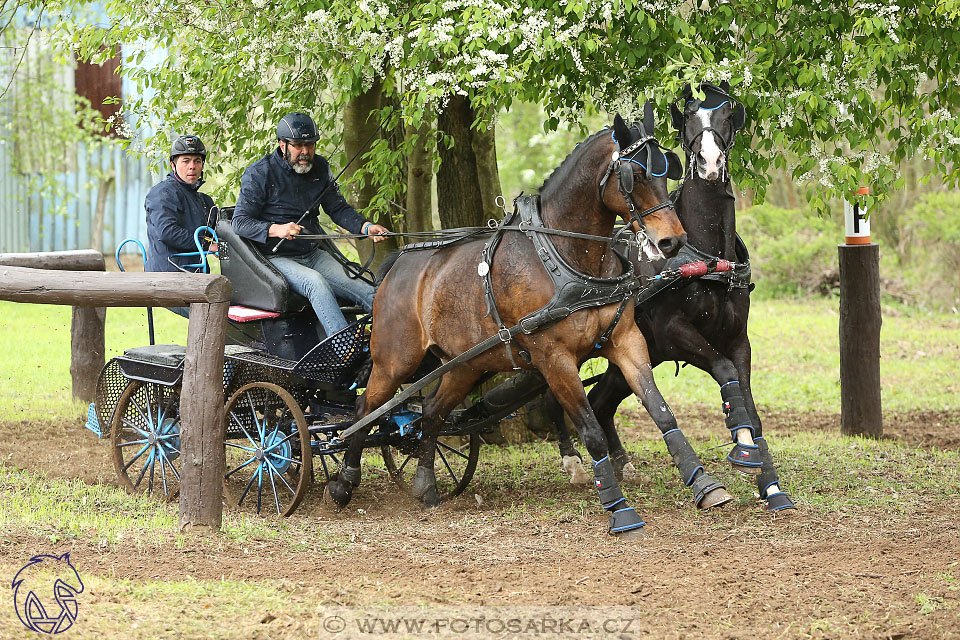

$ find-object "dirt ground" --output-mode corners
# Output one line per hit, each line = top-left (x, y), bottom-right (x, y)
(1, 410), (959, 639)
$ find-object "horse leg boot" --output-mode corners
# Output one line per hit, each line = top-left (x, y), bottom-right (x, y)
(754, 437), (797, 511)
(662, 429), (733, 509)
(541, 360), (645, 538)
(721, 381), (762, 475)
(543, 391), (590, 485)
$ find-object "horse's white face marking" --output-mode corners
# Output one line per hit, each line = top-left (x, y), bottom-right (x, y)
(695, 109), (724, 181)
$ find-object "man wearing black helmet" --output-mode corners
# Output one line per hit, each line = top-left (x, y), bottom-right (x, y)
(144, 134), (216, 274)
(233, 112), (388, 340)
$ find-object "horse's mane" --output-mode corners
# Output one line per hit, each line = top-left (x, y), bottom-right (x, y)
(538, 128), (610, 193)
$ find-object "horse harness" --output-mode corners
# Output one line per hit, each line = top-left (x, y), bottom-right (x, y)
(479, 195), (642, 368)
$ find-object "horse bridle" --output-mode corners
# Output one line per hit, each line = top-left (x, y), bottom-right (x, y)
(677, 95), (737, 181)
(598, 124), (675, 233)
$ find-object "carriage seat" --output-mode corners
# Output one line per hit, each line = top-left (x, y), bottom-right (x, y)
(215, 207), (310, 314)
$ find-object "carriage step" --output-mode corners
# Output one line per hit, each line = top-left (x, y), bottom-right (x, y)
(85, 403), (105, 438)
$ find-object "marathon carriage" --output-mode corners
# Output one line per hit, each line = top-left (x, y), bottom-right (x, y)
(85, 207), (507, 517)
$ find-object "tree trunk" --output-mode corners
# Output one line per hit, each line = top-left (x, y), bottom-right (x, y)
(472, 120), (504, 221)
(90, 173), (115, 252)
(404, 120), (435, 240)
(437, 94), (485, 229)
(342, 81), (397, 272)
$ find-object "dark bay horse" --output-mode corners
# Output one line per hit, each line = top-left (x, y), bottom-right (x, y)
(549, 82), (796, 512)
(324, 110), (687, 536)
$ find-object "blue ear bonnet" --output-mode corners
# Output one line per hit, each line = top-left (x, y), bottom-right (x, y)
(610, 128), (670, 177)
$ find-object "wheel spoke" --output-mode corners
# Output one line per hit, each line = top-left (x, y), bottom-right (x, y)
(225, 455), (257, 479)
(147, 446), (157, 494)
(319, 453), (332, 481)
(264, 457), (296, 495)
(133, 449), (155, 488)
(397, 453), (414, 475)
(437, 440), (470, 460)
(230, 409), (260, 449)
(162, 453), (181, 482)
(267, 462), (281, 515)
(116, 438), (150, 448)
(437, 445), (460, 486)
(226, 441), (257, 453)
(256, 464), (264, 513)
(130, 396), (154, 431)
(237, 463), (260, 506)
(263, 430), (297, 454)
(120, 416), (151, 438)
(123, 443), (152, 473)
(157, 447), (169, 495)
(245, 391), (264, 441)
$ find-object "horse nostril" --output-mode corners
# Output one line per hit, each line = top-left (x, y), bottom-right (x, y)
(658, 234), (685, 258)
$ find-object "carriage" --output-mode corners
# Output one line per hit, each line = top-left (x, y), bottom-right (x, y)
(84, 206), (512, 517)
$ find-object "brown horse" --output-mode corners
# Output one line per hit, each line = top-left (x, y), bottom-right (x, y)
(325, 110), (686, 536)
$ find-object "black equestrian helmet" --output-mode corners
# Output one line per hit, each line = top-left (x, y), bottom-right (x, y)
(169, 135), (207, 161)
(276, 112), (321, 143)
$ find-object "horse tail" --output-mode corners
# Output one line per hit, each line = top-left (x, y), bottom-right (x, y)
(377, 250), (403, 284)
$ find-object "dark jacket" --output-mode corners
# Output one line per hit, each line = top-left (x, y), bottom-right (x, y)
(232, 148), (367, 256)
(144, 172), (216, 272)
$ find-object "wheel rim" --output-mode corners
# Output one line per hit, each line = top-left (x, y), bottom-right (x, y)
(111, 381), (181, 500)
(381, 434), (480, 500)
(223, 382), (312, 517)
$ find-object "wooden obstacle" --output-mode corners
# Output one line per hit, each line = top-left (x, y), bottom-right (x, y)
(0, 252), (230, 531)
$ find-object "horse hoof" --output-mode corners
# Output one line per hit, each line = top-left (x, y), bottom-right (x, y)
(731, 462), (763, 476)
(614, 526), (647, 541)
(620, 461), (639, 483)
(698, 487), (734, 510)
(324, 479), (353, 507)
(562, 455), (591, 485)
(421, 489), (442, 510)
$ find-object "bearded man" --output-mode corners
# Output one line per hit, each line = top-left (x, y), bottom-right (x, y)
(233, 112), (388, 339)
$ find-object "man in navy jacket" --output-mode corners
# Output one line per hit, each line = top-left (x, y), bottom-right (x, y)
(144, 135), (216, 274)
(233, 112), (388, 339)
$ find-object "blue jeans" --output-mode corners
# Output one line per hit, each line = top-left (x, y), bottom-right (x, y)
(270, 247), (375, 338)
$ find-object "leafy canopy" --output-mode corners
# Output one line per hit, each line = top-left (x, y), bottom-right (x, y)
(60, 0), (960, 215)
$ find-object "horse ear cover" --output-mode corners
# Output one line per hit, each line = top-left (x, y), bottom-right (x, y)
(670, 102), (684, 133)
(732, 103), (747, 132)
(612, 114), (632, 147)
(665, 151), (683, 180)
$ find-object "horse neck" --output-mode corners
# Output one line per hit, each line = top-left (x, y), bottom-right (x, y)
(677, 173), (737, 260)
(539, 195), (616, 276)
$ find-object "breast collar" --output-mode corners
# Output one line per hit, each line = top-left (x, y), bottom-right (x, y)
(478, 194), (641, 366)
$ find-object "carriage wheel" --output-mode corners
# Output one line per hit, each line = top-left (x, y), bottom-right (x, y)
(222, 382), (312, 517)
(380, 434), (481, 501)
(111, 381), (182, 500)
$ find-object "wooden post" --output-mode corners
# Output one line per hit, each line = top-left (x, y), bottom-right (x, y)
(70, 306), (106, 402)
(838, 239), (883, 438)
(178, 301), (230, 531)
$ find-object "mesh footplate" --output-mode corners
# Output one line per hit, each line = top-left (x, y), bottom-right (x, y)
(292, 317), (371, 386)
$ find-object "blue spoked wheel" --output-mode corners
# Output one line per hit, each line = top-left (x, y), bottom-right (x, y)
(381, 433), (480, 501)
(222, 382), (312, 517)
(111, 381), (182, 500)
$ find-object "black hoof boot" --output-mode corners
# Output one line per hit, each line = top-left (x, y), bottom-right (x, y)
(324, 477), (354, 507)
(764, 491), (797, 512)
(594, 456), (646, 537)
(755, 437), (798, 513)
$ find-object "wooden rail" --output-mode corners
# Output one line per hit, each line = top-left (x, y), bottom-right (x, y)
(0, 252), (231, 531)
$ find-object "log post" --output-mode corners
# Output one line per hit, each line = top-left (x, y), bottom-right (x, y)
(838, 242), (882, 438)
(178, 301), (230, 531)
(70, 306), (106, 402)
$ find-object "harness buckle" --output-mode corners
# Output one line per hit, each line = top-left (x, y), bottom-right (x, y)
(497, 327), (513, 344)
